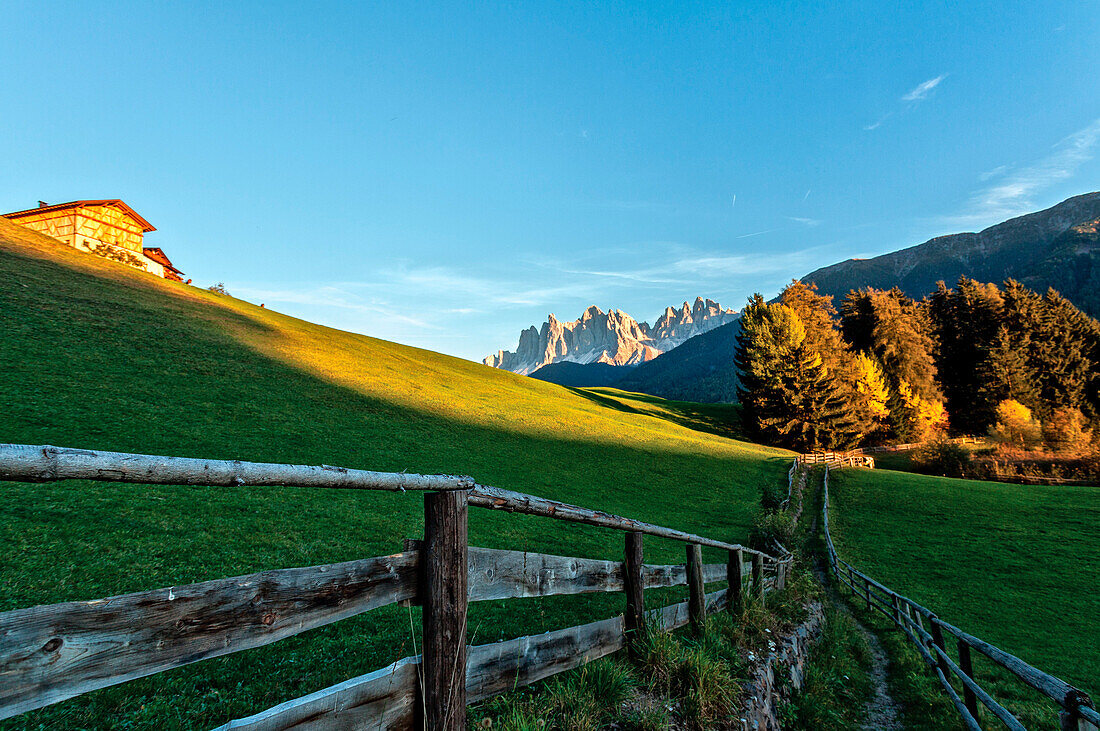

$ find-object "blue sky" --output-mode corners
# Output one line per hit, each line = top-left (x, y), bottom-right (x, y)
(3, 2), (1099, 361)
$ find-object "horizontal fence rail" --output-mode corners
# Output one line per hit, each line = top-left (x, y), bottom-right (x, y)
(820, 462), (1097, 730)
(0, 443), (792, 729)
(0, 443), (476, 492)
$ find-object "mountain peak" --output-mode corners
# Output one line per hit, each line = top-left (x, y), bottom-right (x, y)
(484, 298), (739, 374)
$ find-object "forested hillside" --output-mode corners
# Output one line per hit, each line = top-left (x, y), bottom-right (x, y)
(802, 192), (1100, 318)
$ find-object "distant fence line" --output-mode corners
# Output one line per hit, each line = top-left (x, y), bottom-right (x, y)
(820, 461), (1098, 731)
(0, 443), (792, 730)
(798, 436), (988, 469)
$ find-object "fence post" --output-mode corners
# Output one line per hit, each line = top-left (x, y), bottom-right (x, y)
(686, 543), (705, 635)
(1061, 691), (1099, 731)
(864, 576), (871, 612)
(423, 489), (470, 731)
(776, 560), (786, 591)
(892, 594), (902, 626)
(751, 552), (764, 598)
(958, 638), (979, 721)
(624, 531), (646, 659)
(929, 619), (950, 678)
(727, 548), (744, 616)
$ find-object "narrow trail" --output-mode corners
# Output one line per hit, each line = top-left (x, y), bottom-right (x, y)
(809, 503), (902, 731)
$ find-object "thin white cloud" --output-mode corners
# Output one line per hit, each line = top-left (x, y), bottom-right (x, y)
(732, 228), (779, 239)
(670, 246), (838, 277)
(978, 164), (1011, 182)
(863, 116), (889, 131)
(902, 74), (947, 102)
(787, 216), (823, 227)
(944, 117), (1100, 227)
(865, 74), (946, 130)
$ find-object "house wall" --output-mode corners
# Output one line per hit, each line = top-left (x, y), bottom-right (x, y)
(9, 210), (78, 247)
(10, 205), (158, 275)
(73, 204), (146, 252)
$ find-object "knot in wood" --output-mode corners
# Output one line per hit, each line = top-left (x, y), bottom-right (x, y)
(42, 637), (63, 653)
(261, 613), (276, 626)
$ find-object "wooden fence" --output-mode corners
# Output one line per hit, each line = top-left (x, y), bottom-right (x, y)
(797, 451), (876, 469)
(820, 464), (1098, 731)
(0, 444), (793, 730)
(799, 435), (986, 469)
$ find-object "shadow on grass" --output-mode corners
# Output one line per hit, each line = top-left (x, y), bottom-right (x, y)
(0, 245), (787, 730)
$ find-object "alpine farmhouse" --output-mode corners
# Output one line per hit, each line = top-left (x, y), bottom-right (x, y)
(2, 200), (183, 281)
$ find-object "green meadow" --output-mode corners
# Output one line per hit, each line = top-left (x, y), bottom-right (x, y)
(0, 220), (790, 730)
(826, 467), (1100, 705)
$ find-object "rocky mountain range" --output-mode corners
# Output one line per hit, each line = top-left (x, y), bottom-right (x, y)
(484, 298), (738, 375)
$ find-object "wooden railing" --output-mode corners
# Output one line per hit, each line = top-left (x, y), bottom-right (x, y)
(820, 464), (1098, 731)
(799, 436), (986, 469)
(797, 450), (876, 468)
(0, 444), (793, 730)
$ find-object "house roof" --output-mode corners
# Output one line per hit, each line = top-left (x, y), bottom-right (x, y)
(3, 200), (156, 232)
(142, 247), (183, 274)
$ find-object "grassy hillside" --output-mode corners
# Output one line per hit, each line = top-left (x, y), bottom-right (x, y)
(0, 218), (788, 729)
(827, 468), (1100, 700)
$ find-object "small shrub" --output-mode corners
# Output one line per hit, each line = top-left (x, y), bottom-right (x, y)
(1042, 407), (1093, 454)
(638, 629), (683, 695)
(207, 282), (230, 295)
(911, 439), (971, 477)
(759, 480), (788, 511)
(989, 399), (1042, 450)
(674, 645), (739, 728)
(571, 659), (635, 709)
(750, 509), (795, 550)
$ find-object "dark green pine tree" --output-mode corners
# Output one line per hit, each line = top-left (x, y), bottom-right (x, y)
(1032, 289), (1098, 416)
(977, 325), (1040, 412)
(735, 294), (793, 444)
(775, 346), (861, 451)
(929, 277), (1004, 433)
(839, 289), (876, 353)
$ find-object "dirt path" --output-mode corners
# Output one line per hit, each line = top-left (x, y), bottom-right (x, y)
(809, 511), (902, 730)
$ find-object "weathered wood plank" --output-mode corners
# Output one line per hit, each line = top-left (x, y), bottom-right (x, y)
(211, 656), (419, 731)
(466, 615), (625, 702)
(423, 490), (470, 730)
(467, 548), (623, 601)
(702, 563), (729, 583)
(0, 443), (474, 491)
(0, 552), (419, 721)
(469, 484), (771, 558)
(648, 589), (729, 632)
(467, 548), (725, 601)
